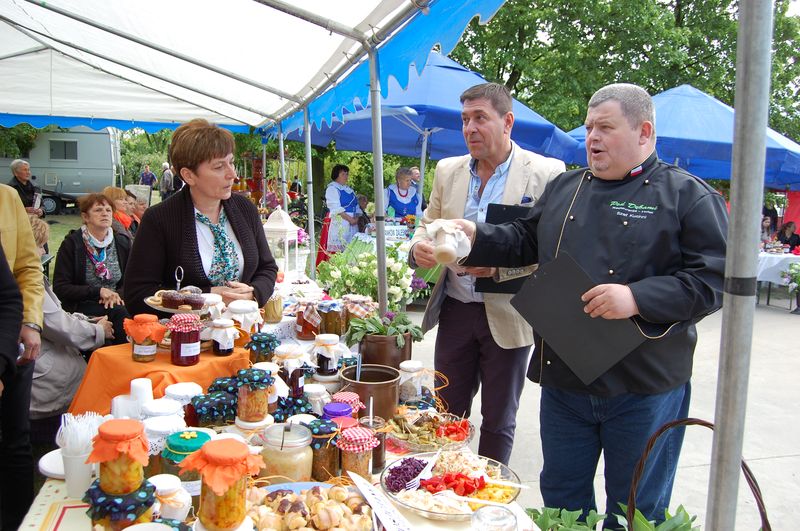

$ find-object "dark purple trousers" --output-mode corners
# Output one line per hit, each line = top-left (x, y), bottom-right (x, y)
(434, 297), (531, 465)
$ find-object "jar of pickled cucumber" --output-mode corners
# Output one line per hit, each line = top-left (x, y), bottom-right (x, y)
(235, 368), (274, 422)
(179, 438), (264, 531)
(86, 419), (150, 496)
(263, 292), (283, 324)
(123, 314), (167, 363)
(162, 430), (211, 515)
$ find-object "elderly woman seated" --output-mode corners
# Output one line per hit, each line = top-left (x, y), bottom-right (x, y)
(28, 216), (114, 433)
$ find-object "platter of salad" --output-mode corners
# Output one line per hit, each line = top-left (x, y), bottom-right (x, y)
(386, 411), (474, 452)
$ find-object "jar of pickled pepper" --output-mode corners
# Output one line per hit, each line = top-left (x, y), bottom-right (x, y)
(318, 300), (345, 336)
(123, 314), (167, 363)
(166, 313), (203, 366)
(235, 368), (274, 422)
(179, 438), (264, 531)
(86, 418), (150, 496)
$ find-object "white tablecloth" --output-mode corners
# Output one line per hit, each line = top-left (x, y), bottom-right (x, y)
(756, 252), (800, 284)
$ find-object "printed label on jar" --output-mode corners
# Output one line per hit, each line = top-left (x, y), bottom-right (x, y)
(296, 323), (303, 332)
(217, 338), (234, 350)
(183, 479), (202, 496)
(181, 342), (201, 357)
(133, 343), (157, 356)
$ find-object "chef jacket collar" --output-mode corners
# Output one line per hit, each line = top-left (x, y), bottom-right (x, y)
(588, 150), (659, 182)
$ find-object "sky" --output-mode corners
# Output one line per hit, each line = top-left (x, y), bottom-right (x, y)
(790, 1), (800, 16)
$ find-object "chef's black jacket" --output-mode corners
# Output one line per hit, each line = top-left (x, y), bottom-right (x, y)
(464, 152), (728, 396)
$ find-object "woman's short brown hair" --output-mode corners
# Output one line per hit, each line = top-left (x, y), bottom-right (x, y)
(28, 215), (49, 248)
(101, 186), (128, 204)
(80, 193), (115, 214)
(169, 119), (235, 179)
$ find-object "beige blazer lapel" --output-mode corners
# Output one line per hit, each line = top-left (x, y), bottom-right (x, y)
(445, 158), (472, 218)
(500, 142), (530, 204)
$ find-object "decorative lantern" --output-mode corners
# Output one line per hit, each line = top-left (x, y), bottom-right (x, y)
(263, 207), (305, 277)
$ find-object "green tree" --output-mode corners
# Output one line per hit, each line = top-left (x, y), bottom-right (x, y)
(0, 124), (47, 159)
(120, 128), (170, 186)
(451, 0), (800, 141)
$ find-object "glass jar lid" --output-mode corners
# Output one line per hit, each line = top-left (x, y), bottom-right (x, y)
(304, 383), (327, 397)
(261, 423), (312, 448)
(141, 397), (183, 418)
(164, 382), (203, 403)
(143, 414), (186, 436)
(399, 360), (424, 373)
(212, 318), (235, 328)
(227, 300), (259, 314)
(314, 333), (340, 346)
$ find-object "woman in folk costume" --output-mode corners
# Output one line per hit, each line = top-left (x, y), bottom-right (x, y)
(384, 166), (423, 219)
(324, 164), (362, 252)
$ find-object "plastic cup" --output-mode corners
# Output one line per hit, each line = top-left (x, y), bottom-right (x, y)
(62, 451), (93, 499)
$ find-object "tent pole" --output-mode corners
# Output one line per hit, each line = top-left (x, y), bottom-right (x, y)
(261, 137), (267, 210)
(303, 108), (316, 280)
(706, 1), (773, 529)
(417, 129), (429, 211)
(278, 123), (288, 210)
(369, 48), (388, 315)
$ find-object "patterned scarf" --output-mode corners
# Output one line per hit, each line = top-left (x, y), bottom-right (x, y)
(195, 209), (239, 286)
(80, 225), (114, 280)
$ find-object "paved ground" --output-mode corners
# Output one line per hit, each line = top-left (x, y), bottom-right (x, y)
(405, 291), (799, 529)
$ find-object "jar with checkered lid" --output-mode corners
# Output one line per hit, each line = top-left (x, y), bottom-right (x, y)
(336, 426), (379, 480)
(166, 313), (203, 366)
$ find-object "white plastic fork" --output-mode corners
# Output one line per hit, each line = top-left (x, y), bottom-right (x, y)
(405, 449), (442, 491)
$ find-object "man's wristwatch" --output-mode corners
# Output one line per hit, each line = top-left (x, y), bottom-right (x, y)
(23, 322), (42, 333)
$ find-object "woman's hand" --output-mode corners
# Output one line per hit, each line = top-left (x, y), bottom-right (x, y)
(211, 281), (255, 305)
(96, 316), (115, 340)
(99, 287), (124, 308)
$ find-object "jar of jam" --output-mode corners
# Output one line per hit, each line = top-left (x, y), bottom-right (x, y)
(179, 439), (263, 531)
(358, 415), (386, 473)
(263, 292), (283, 324)
(166, 314), (203, 366)
(123, 314), (167, 363)
(308, 419), (340, 481)
(337, 426), (379, 480)
(211, 318), (239, 356)
(310, 333), (346, 376)
(318, 300), (345, 336)
(87, 419), (149, 496)
(226, 299), (262, 334)
(342, 294), (377, 329)
(164, 382), (203, 427)
(331, 391), (364, 419)
(235, 368), (273, 422)
(259, 423), (313, 483)
(161, 430), (211, 514)
(295, 300), (320, 340)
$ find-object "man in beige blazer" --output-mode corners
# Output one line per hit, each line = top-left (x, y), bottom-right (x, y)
(410, 83), (564, 464)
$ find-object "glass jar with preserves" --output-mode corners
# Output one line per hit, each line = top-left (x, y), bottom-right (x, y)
(179, 438), (263, 531)
(253, 362), (280, 413)
(165, 382), (204, 427)
(123, 314), (167, 363)
(337, 426), (379, 480)
(86, 419), (149, 496)
(398, 360), (424, 403)
(148, 473), (192, 522)
(322, 402), (352, 421)
(245, 332), (280, 364)
(331, 391), (364, 419)
(342, 295), (377, 329)
(307, 419), (340, 481)
(358, 415), (387, 473)
(166, 314), (203, 367)
(263, 292), (283, 324)
(191, 391), (237, 428)
(226, 299), (262, 334)
(318, 300), (345, 336)
(84, 479), (155, 531)
(235, 368), (274, 422)
(295, 300), (320, 340)
(304, 383), (331, 417)
(259, 423), (313, 483)
(309, 333), (347, 376)
(211, 318), (239, 356)
(142, 414), (186, 478)
(161, 430), (211, 515)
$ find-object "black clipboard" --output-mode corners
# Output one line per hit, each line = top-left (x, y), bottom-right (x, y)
(475, 203), (535, 294)
(510, 252), (646, 385)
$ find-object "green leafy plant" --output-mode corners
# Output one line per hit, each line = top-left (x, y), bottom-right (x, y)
(616, 504), (700, 531)
(781, 262), (800, 293)
(526, 508), (605, 530)
(343, 312), (423, 348)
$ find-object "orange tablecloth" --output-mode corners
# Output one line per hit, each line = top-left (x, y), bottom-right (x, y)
(68, 344), (250, 415)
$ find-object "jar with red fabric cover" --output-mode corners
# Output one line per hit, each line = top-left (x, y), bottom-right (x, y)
(166, 314), (203, 366)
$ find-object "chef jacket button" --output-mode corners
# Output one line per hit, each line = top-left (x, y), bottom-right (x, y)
(587, 175), (592, 180)
(609, 269), (614, 275)
(623, 220), (628, 226)
(644, 179), (650, 184)
(546, 360), (551, 365)
(569, 215), (575, 221)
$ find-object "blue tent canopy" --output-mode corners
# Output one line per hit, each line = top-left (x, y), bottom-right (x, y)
(568, 84), (800, 189)
(282, 52), (577, 163)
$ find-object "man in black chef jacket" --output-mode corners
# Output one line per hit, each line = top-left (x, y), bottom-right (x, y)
(455, 83), (727, 527)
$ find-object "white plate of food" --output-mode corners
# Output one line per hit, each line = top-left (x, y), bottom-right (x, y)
(145, 295), (208, 315)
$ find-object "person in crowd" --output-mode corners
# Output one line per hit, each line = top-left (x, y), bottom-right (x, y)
(453, 83), (727, 525)
(0, 183), (43, 530)
(776, 220), (800, 250)
(356, 194), (371, 233)
(102, 186), (136, 240)
(28, 216), (112, 434)
(763, 199), (779, 232)
(760, 215), (773, 243)
(126, 190), (141, 235)
(410, 165), (428, 212)
(53, 193), (130, 345)
(384, 166), (423, 219)
(324, 164), (362, 252)
(289, 177), (302, 193)
(139, 164), (157, 188)
(410, 83), (565, 465)
(160, 162), (175, 200)
(124, 119), (278, 316)
(8, 159), (44, 218)
(131, 197), (148, 234)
